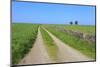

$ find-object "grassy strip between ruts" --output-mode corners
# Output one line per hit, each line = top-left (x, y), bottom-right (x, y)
(12, 23), (39, 64)
(40, 27), (58, 62)
(44, 26), (96, 59)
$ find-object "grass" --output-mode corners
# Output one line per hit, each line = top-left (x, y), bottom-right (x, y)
(43, 24), (95, 35)
(44, 25), (96, 59)
(40, 27), (58, 61)
(12, 23), (39, 64)
(12, 23), (96, 64)
(64, 25), (95, 35)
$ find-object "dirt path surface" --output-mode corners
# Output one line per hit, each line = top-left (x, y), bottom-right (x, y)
(43, 27), (94, 63)
(19, 27), (53, 65)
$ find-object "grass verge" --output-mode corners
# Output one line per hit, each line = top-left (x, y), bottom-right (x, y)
(12, 23), (39, 64)
(40, 27), (58, 61)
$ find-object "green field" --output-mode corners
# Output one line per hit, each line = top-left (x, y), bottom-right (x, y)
(43, 25), (95, 35)
(64, 25), (95, 35)
(12, 23), (96, 64)
(12, 23), (39, 64)
(43, 25), (96, 58)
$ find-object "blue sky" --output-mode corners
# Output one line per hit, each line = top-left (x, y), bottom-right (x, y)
(12, 1), (96, 25)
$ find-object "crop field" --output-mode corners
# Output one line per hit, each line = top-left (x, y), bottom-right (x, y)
(12, 23), (39, 64)
(12, 23), (96, 65)
(64, 25), (95, 35)
(44, 25), (95, 35)
(43, 24), (96, 59)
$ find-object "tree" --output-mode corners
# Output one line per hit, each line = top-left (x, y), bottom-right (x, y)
(70, 21), (73, 25)
(75, 21), (78, 25)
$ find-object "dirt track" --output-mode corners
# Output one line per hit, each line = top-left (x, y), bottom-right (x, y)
(43, 27), (94, 62)
(19, 27), (94, 65)
(19, 27), (53, 65)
